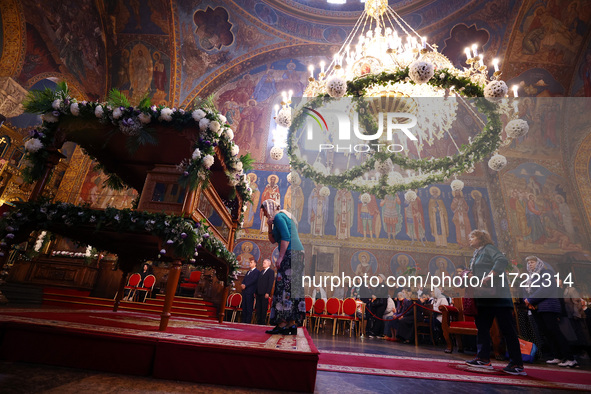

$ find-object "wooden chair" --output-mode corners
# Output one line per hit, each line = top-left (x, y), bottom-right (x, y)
(134, 274), (156, 302)
(439, 297), (503, 358)
(413, 301), (435, 345)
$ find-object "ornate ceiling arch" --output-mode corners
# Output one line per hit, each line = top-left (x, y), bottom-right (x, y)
(0, 0), (26, 78)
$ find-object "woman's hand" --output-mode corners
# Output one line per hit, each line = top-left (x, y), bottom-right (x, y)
(276, 255), (283, 270)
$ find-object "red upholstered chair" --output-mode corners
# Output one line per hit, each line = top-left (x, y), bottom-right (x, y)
(337, 297), (360, 337)
(311, 298), (326, 333)
(178, 270), (202, 297)
(318, 298), (342, 335)
(303, 296), (314, 328)
(134, 274), (156, 302)
(116, 273), (142, 301)
(224, 293), (243, 322)
(265, 296), (273, 325)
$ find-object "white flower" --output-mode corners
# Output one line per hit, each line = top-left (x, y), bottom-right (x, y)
(95, 105), (104, 118)
(439, 73), (445, 79)
(219, 114), (227, 124)
(209, 120), (221, 135)
(409, 60), (435, 84)
(70, 103), (79, 116)
(24, 138), (43, 153)
(326, 75), (347, 98)
(159, 108), (173, 121)
(192, 109), (206, 121)
(319, 186), (330, 197)
(42, 113), (58, 123)
(112, 107), (122, 119)
(137, 112), (150, 124)
(231, 144), (239, 156)
(199, 118), (210, 131)
(192, 148), (201, 160)
(203, 154), (214, 169)
(234, 161), (243, 172)
(52, 99), (62, 110)
(223, 128), (234, 141)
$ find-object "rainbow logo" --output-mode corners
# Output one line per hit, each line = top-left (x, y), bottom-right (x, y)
(304, 107), (328, 132)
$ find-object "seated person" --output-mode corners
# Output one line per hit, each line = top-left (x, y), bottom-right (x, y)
(386, 292), (414, 343)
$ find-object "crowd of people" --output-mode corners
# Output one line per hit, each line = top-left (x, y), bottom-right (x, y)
(235, 210), (590, 376)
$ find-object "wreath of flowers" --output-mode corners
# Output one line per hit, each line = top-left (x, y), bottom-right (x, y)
(0, 201), (240, 284)
(287, 68), (504, 198)
(22, 82), (253, 214)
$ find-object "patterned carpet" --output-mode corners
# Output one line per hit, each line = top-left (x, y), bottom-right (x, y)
(318, 350), (591, 391)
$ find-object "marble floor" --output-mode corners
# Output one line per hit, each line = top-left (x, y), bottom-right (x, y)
(1, 329), (588, 394)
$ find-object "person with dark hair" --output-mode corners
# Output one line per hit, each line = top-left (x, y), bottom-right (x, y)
(465, 229), (526, 376)
(524, 256), (578, 367)
(260, 199), (304, 335)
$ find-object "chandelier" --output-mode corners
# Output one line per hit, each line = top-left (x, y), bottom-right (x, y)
(272, 0), (526, 199)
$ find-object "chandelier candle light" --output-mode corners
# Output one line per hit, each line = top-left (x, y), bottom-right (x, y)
(273, 0), (527, 199)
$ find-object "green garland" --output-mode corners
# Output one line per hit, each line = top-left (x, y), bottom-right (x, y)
(288, 68), (502, 198)
(0, 201), (240, 284)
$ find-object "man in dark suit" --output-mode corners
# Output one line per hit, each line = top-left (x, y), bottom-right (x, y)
(256, 258), (275, 325)
(241, 257), (260, 324)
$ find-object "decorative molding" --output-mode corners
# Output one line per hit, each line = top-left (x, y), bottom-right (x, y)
(0, 0), (26, 78)
(0, 77), (27, 117)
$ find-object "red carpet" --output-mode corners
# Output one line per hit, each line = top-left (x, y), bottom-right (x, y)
(0, 307), (318, 392)
(319, 350), (591, 391)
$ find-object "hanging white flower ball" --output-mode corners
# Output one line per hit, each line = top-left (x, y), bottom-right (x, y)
(360, 193), (371, 204)
(319, 186), (331, 197)
(374, 160), (390, 174)
(387, 171), (403, 186)
(275, 107), (292, 128)
(404, 190), (417, 202)
(70, 103), (80, 116)
(488, 154), (507, 171)
(270, 146), (284, 160)
(505, 119), (529, 139)
(450, 179), (465, 191)
(192, 109), (206, 121)
(409, 60), (435, 84)
(202, 154), (215, 169)
(484, 80), (508, 98)
(326, 75), (347, 98)
(223, 128), (234, 141)
(25, 138), (43, 153)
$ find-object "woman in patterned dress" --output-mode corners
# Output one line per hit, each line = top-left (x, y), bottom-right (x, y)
(260, 199), (305, 335)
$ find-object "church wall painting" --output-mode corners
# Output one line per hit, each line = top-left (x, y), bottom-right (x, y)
(232, 240), (261, 270)
(502, 161), (586, 255)
(507, 0), (589, 67)
(571, 42), (591, 97)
